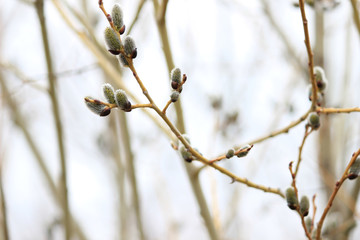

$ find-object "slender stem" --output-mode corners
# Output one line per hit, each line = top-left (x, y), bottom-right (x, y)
(127, 0), (146, 35)
(162, 100), (172, 114)
(0, 74), (87, 240)
(294, 126), (313, 178)
(298, 0), (317, 110)
(209, 145), (254, 164)
(246, 109), (311, 146)
(131, 103), (153, 110)
(289, 162), (312, 240)
(0, 165), (9, 240)
(311, 195), (317, 233)
(117, 111), (146, 240)
(317, 107), (360, 114)
(34, 1), (70, 239)
(350, 0), (360, 37)
(316, 148), (360, 240)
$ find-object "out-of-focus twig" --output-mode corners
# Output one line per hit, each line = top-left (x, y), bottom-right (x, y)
(127, 0), (146, 35)
(350, 0), (360, 37)
(0, 159), (9, 240)
(117, 111), (145, 240)
(34, 0), (71, 238)
(0, 73), (87, 240)
(316, 148), (360, 240)
(298, 0), (317, 110)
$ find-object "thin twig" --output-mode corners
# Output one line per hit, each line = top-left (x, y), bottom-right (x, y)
(117, 111), (146, 240)
(311, 194), (317, 233)
(0, 163), (9, 240)
(245, 109), (311, 146)
(317, 107), (360, 114)
(0, 73), (87, 240)
(298, 0), (317, 110)
(34, 1), (70, 238)
(316, 148), (360, 240)
(289, 162), (312, 240)
(294, 125), (313, 178)
(350, 0), (360, 37)
(209, 145), (254, 164)
(162, 100), (172, 114)
(127, 0), (146, 35)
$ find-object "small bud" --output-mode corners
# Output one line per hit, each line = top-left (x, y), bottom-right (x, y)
(123, 36), (137, 58)
(104, 27), (121, 55)
(179, 146), (192, 162)
(308, 112), (320, 129)
(236, 144), (251, 158)
(170, 91), (180, 102)
(84, 97), (110, 117)
(285, 187), (298, 210)
(115, 89), (131, 111)
(102, 83), (116, 104)
(171, 68), (182, 84)
(300, 196), (310, 216)
(348, 157), (360, 180)
(314, 66), (328, 92)
(226, 149), (235, 159)
(118, 54), (129, 67)
(111, 4), (124, 33)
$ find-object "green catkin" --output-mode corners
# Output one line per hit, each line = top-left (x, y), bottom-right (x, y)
(84, 97), (110, 117)
(308, 112), (320, 129)
(102, 83), (116, 104)
(226, 149), (235, 159)
(300, 196), (310, 216)
(123, 36), (136, 58)
(104, 27), (121, 54)
(348, 157), (360, 180)
(170, 91), (180, 102)
(111, 4), (124, 33)
(285, 187), (298, 210)
(115, 89), (131, 111)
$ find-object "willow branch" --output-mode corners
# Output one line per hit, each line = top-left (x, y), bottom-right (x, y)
(0, 73), (87, 240)
(127, 0), (146, 35)
(0, 164), (9, 240)
(245, 109), (311, 146)
(34, 1), (70, 238)
(350, 0), (360, 37)
(289, 162), (312, 240)
(298, 0), (317, 110)
(51, 0), (174, 141)
(294, 125), (313, 178)
(117, 111), (145, 240)
(317, 107), (360, 114)
(316, 148), (360, 240)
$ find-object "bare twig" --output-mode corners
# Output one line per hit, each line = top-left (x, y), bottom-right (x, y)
(350, 0), (360, 37)
(316, 148), (360, 240)
(245, 109), (311, 146)
(317, 107), (360, 114)
(127, 0), (146, 35)
(117, 111), (146, 240)
(298, 0), (317, 110)
(0, 162), (9, 240)
(0, 73), (87, 240)
(34, 0), (70, 238)
(294, 125), (313, 178)
(289, 162), (312, 240)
